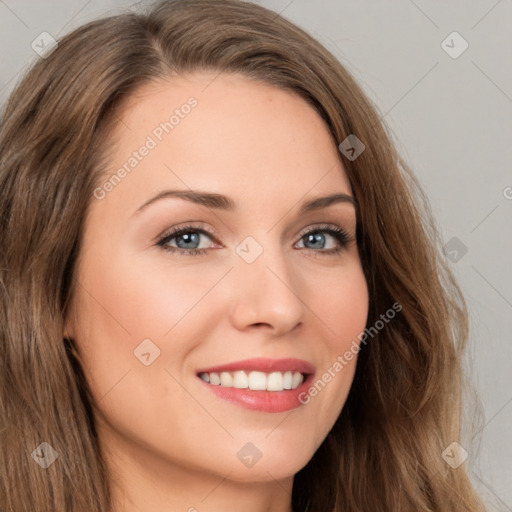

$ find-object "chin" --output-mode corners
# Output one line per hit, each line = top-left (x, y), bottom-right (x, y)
(226, 441), (316, 483)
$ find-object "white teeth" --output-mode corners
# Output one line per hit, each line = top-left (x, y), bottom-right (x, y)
(291, 371), (303, 389)
(248, 371), (267, 390)
(199, 370), (305, 391)
(220, 371), (233, 387)
(283, 371), (293, 389)
(209, 372), (221, 385)
(232, 370), (249, 388)
(267, 371), (283, 391)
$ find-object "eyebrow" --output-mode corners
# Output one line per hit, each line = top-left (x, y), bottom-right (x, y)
(133, 189), (356, 216)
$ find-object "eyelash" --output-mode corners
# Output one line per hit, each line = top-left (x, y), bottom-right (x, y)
(156, 223), (352, 257)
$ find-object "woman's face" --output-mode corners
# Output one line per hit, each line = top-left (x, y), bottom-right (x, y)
(66, 72), (368, 487)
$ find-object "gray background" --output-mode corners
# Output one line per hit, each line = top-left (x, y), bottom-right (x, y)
(1, 0), (510, 509)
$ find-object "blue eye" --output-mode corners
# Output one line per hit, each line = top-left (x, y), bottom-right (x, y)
(157, 225), (214, 256)
(156, 223), (352, 257)
(296, 226), (350, 255)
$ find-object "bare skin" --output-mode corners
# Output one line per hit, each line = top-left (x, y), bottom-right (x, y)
(65, 72), (369, 512)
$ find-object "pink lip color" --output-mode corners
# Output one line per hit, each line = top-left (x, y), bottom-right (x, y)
(196, 358), (315, 413)
(196, 357), (315, 375)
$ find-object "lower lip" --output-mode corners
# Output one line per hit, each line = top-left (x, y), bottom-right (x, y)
(197, 374), (313, 412)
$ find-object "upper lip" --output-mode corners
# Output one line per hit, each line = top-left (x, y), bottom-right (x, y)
(196, 357), (315, 375)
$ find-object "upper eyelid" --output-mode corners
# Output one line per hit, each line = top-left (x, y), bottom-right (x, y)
(160, 223), (219, 242)
(159, 222), (352, 245)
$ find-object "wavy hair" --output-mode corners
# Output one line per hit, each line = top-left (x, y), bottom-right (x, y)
(0, 0), (485, 510)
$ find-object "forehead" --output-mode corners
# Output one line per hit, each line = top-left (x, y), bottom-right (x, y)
(96, 72), (352, 216)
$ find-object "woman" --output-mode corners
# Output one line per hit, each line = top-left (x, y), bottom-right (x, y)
(0, 0), (486, 510)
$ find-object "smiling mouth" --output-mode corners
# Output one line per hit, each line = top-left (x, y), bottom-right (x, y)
(197, 370), (308, 392)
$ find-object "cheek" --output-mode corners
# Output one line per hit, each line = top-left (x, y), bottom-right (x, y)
(299, 261), (368, 416)
(76, 250), (223, 349)
(309, 259), (369, 349)
(71, 254), (224, 464)
(71, 250), (230, 405)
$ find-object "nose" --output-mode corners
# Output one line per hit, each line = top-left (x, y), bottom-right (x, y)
(227, 242), (305, 336)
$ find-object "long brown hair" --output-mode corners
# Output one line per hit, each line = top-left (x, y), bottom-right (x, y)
(0, 0), (485, 510)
